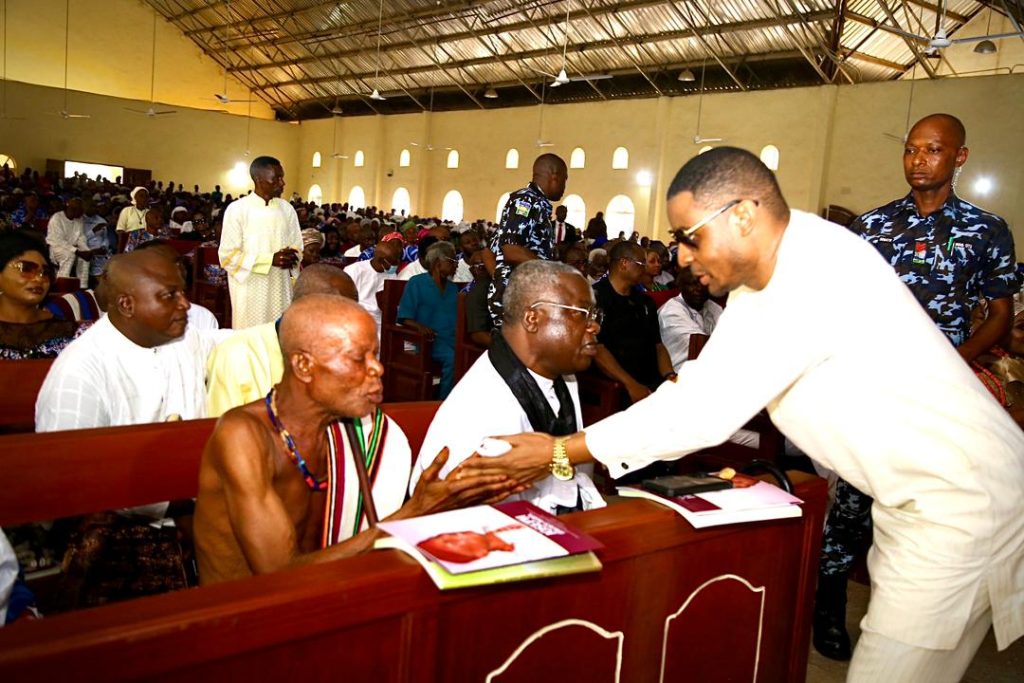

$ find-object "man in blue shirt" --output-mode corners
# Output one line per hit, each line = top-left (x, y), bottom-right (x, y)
(487, 154), (568, 326)
(397, 241), (459, 398)
(814, 113), (1019, 661)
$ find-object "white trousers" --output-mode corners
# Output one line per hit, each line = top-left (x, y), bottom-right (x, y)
(847, 581), (992, 683)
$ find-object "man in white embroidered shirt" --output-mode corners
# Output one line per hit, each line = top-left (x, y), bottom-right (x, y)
(35, 250), (219, 431)
(462, 147), (1024, 682)
(219, 156), (303, 329)
(412, 260), (606, 516)
(45, 197), (96, 288)
(658, 266), (723, 370)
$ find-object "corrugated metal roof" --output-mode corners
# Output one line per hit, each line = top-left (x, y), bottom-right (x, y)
(145, 0), (1002, 118)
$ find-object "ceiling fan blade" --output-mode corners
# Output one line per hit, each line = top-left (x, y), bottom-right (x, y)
(152, 110), (178, 116)
(693, 135), (723, 144)
(570, 73), (613, 82)
(66, 113), (91, 119)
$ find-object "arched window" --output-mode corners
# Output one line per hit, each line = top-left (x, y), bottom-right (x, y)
(354, 150), (365, 167)
(312, 151), (322, 168)
(495, 192), (511, 223)
(760, 144), (780, 171)
(399, 149), (411, 167)
(391, 187), (411, 216)
(308, 184), (323, 205)
(561, 194), (586, 229)
(611, 147), (629, 170)
(442, 190), (464, 222)
(606, 195), (636, 235)
(0, 154), (15, 171)
(446, 149), (460, 169)
(698, 145), (714, 155)
(505, 148), (519, 169)
(570, 147), (586, 169)
(348, 185), (366, 209)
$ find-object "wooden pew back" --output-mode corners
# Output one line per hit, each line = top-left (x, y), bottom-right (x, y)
(0, 401), (441, 528)
(0, 358), (53, 434)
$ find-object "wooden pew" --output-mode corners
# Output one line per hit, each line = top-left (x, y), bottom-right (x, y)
(0, 358), (53, 434)
(453, 291), (486, 382)
(0, 466), (827, 682)
(191, 245), (231, 328)
(377, 280), (441, 402)
(0, 401), (442, 528)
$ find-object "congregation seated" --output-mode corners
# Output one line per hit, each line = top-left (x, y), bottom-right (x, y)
(396, 235), (438, 281)
(206, 263), (357, 416)
(0, 232), (91, 360)
(413, 260), (606, 515)
(464, 249), (493, 347)
(343, 238), (401, 339)
(35, 249), (226, 432)
(659, 267), (724, 371)
(194, 295), (515, 584)
(318, 225), (345, 266)
(646, 242), (675, 288)
(562, 243), (588, 278)
(592, 241), (676, 404)
(342, 224), (375, 258)
(396, 242), (459, 398)
(300, 228), (324, 267)
(45, 197), (94, 288)
(452, 228), (483, 283)
(586, 248), (608, 285)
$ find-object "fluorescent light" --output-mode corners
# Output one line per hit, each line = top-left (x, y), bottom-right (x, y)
(973, 177), (993, 195)
(636, 170), (653, 187)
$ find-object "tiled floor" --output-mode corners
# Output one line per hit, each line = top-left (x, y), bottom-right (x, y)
(806, 582), (1024, 682)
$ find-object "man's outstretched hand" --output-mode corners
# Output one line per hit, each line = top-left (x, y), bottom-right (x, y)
(404, 448), (519, 516)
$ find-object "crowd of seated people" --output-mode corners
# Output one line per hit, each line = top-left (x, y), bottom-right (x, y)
(3, 145), (1022, 641)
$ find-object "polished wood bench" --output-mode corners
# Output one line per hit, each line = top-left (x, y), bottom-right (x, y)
(0, 471), (827, 682)
(0, 358), (53, 434)
(0, 401), (442, 527)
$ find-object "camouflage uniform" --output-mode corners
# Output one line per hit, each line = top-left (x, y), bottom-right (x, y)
(819, 192), (1019, 577)
(487, 182), (555, 326)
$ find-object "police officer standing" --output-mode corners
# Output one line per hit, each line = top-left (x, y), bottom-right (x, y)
(813, 112), (1019, 660)
(487, 154), (568, 326)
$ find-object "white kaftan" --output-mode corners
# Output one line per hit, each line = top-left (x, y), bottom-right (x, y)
(45, 211), (89, 286)
(219, 193), (302, 329)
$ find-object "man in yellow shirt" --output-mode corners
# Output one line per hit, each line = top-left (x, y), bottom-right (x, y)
(206, 264), (356, 416)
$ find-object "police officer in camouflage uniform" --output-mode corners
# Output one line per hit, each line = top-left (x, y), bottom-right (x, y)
(487, 154), (568, 326)
(812, 113), (1019, 661)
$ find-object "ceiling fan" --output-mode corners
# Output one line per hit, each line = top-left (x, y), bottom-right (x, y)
(47, 0), (90, 120)
(126, 12), (177, 118)
(883, 1), (1023, 55)
(693, 60), (723, 145)
(534, 3), (612, 88)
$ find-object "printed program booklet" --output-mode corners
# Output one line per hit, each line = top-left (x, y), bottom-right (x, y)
(617, 480), (803, 529)
(374, 500), (603, 589)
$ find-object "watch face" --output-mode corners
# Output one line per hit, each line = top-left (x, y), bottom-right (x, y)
(551, 464), (575, 481)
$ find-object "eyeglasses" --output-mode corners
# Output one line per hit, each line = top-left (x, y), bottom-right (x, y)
(623, 258), (646, 268)
(677, 198), (756, 248)
(7, 260), (55, 280)
(530, 301), (604, 326)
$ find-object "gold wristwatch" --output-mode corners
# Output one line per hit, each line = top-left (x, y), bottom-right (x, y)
(550, 437), (575, 481)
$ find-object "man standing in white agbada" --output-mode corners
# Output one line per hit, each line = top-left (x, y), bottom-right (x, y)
(219, 156), (302, 329)
(463, 147), (1024, 682)
(45, 197), (94, 287)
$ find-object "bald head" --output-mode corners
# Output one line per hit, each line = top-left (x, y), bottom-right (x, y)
(279, 294), (374, 359)
(105, 250), (174, 297)
(532, 154), (568, 202)
(910, 113), (966, 147)
(292, 263), (357, 301)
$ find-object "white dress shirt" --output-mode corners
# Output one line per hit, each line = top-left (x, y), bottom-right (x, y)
(344, 259), (394, 339)
(218, 193), (303, 329)
(411, 354), (606, 515)
(658, 295), (723, 370)
(584, 210), (1024, 651)
(452, 257), (473, 284)
(45, 211), (89, 282)
(397, 259), (426, 281)
(35, 315), (221, 431)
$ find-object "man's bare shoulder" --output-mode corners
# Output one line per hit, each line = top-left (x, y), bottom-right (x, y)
(205, 401), (275, 476)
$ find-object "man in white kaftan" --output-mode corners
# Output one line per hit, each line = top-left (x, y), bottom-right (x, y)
(36, 250), (225, 431)
(45, 198), (91, 287)
(219, 156), (303, 329)
(658, 268), (723, 370)
(465, 148), (1024, 682)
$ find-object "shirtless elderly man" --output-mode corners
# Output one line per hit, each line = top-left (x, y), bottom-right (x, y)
(194, 294), (515, 584)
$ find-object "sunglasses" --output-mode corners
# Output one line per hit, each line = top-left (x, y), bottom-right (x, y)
(7, 260), (55, 280)
(678, 199), (758, 248)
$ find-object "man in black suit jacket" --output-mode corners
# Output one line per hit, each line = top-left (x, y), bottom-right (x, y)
(552, 205), (580, 247)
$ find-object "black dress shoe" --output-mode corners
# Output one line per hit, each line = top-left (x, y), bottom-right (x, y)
(813, 611), (852, 661)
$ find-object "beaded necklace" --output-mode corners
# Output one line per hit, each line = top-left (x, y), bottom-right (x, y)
(265, 388), (327, 492)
